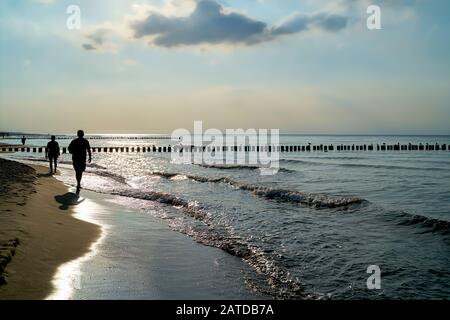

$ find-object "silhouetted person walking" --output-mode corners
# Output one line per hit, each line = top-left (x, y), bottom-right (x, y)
(68, 130), (91, 194)
(21, 136), (26, 146)
(45, 135), (60, 174)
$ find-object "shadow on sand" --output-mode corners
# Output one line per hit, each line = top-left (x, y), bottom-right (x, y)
(54, 192), (85, 210)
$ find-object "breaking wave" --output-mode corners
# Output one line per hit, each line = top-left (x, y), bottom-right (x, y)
(198, 164), (294, 173)
(88, 170), (128, 185)
(70, 184), (310, 299)
(241, 185), (363, 208)
(151, 171), (364, 208)
(395, 212), (450, 236)
(199, 164), (261, 170)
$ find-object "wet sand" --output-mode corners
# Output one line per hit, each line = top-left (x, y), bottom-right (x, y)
(57, 189), (265, 299)
(0, 158), (100, 299)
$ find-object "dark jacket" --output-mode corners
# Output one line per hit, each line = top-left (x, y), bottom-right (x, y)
(68, 138), (91, 163)
(46, 141), (60, 158)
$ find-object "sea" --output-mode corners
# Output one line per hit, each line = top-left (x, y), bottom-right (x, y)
(1, 134), (449, 299)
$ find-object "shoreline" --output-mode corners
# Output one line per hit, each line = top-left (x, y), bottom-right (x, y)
(0, 159), (100, 299)
(1, 158), (263, 299)
(58, 188), (264, 299)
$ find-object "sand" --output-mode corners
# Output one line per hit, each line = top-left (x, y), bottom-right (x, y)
(0, 158), (100, 299)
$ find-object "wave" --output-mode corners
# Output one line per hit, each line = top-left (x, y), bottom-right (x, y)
(111, 188), (189, 207)
(198, 164), (294, 173)
(193, 233), (309, 299)
(150, 171), (179, 179)
(88, 170), (128, 185)
(152, 171), (234, 184)
(199, 164), (261, 170)
(151, 171), (364, 209)
(87, 163), (108, 170)
(72, 184), (308, 299)
(395, 212), (450, 236)
(123, 190), (310, 298)
(242, 186), (363, 208)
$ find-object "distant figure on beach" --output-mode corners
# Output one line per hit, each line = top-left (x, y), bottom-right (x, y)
(21, 136), (26, 145)
(45, 136), (60, 174)
(68, 130), (92, 194)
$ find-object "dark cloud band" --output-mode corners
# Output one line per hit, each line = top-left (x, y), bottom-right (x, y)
(83, 0), (348, 50)
(131, 0), (268, 47)
(129, 0), (348, 48)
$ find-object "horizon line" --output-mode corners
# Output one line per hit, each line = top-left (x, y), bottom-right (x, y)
(1, 131), (450, 137)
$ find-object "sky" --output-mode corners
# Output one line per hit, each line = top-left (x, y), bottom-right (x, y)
(0, 0), (449, 134)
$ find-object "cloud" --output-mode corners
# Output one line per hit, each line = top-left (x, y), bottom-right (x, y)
(82, 0), (349, 51)
(82, 43), (96, 51)
(129, 0), (348, 48)
(80, 23), (131, 52)
(131, 0), (268, 47)
(271, 13), (348, 35)
(87, 28), (110, 46)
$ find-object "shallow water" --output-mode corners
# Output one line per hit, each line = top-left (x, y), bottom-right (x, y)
(3, 134), (450, 299)
(47, 188), (264, 300)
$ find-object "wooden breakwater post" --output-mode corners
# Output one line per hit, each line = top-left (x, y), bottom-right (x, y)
(2, 143), (449, 154)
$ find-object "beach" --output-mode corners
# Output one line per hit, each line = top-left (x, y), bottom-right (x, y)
(0, 158), (100, 299)
(1, 134), (449, 299)
(0, 157), (264, 299)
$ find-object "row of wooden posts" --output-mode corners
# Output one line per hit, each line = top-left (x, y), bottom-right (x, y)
(1, 143), (449, 154)
(1, 136), (171, 140)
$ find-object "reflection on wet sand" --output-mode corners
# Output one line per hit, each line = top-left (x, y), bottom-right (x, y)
(46, 192), (105, 300)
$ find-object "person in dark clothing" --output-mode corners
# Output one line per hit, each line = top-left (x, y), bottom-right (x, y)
(45, 135), (60, 174)
(21, 136), (26, 146)
(68, 130), (92, 193)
